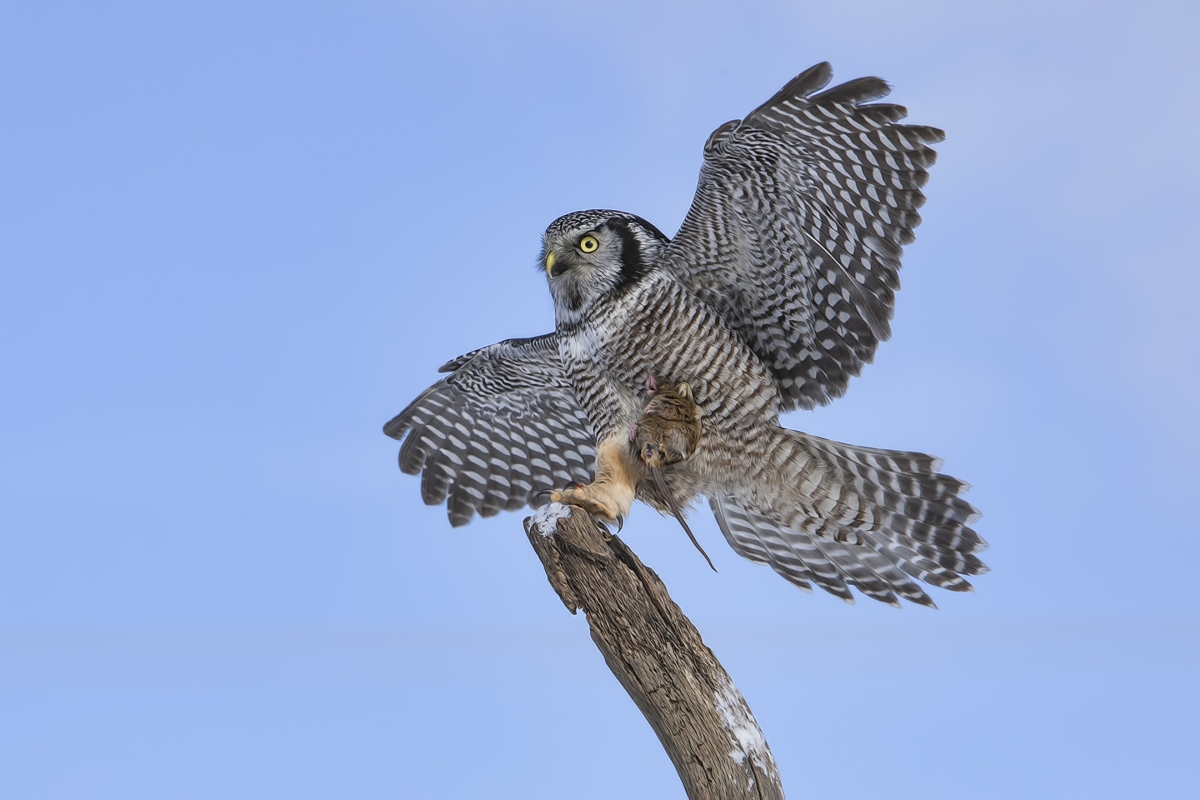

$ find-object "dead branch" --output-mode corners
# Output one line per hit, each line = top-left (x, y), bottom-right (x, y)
(524, 503), (785, 800)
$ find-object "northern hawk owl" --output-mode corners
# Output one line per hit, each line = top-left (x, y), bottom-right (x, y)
(385, 63), (985, 607)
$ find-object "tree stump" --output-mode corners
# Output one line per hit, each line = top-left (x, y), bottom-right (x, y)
(524, 503), (785, 800)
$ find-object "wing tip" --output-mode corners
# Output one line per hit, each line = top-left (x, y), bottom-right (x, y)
(810, 76), (892, 106)
(793, 61), (833, 97)
(383, 415), (409, 439)
(745, 62), (833, 124)
(915, 125), (947, 144)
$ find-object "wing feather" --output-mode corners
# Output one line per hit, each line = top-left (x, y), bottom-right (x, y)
(384, 334), (596, 526)
(662, 63), (944, 409)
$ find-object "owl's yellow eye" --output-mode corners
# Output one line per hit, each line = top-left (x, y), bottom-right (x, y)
(578, 235), (599, 253)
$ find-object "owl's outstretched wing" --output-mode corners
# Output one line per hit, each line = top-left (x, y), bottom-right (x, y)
(661, 62), (944, 411)
(383, 334), (597, 526)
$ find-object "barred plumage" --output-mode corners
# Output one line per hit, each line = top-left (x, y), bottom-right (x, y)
(385, 64), (986, 606)
(384, 335), (596, 526)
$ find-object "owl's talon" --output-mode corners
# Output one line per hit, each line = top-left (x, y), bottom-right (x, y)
(596, 523), (614, 542)
(550, 484), (625, 526)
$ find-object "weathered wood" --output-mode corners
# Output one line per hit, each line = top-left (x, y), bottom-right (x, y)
(525, 504), (786, 800)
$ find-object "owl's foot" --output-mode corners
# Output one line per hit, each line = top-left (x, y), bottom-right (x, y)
(550, 436), (638, 529)
(550, 483), (628, 531)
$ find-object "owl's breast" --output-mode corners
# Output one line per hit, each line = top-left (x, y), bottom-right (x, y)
(558, 272), (780, 443)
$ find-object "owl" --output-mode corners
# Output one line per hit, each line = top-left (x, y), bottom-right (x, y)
(385, 63), (986, 607)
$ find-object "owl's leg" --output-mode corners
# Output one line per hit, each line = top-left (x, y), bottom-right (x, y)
(551, 435), (638, 524)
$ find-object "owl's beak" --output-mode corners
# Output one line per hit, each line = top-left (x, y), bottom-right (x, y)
(544, 250), (557, 276)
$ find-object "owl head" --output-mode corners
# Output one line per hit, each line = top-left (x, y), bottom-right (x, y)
(539, 210), (670, 329)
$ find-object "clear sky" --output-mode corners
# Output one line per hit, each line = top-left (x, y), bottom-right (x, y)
(2, 1), (1197, 798)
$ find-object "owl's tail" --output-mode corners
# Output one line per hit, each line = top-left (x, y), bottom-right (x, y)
(709, 430), (986, 607)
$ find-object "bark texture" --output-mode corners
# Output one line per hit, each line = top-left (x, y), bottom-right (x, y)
(524, 504), (785, 800)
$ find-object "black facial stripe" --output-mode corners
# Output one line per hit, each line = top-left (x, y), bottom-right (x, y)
(606, 218), (650, 294)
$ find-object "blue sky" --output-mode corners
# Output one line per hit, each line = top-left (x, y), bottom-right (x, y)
(1, 1), (1197, 797)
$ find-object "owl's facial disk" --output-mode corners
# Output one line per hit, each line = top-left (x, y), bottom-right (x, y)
(540, 210), (670, 329)
(541, 226), (623, 327)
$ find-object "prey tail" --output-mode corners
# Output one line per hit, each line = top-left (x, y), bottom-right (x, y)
(653, 465), (716, 572)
